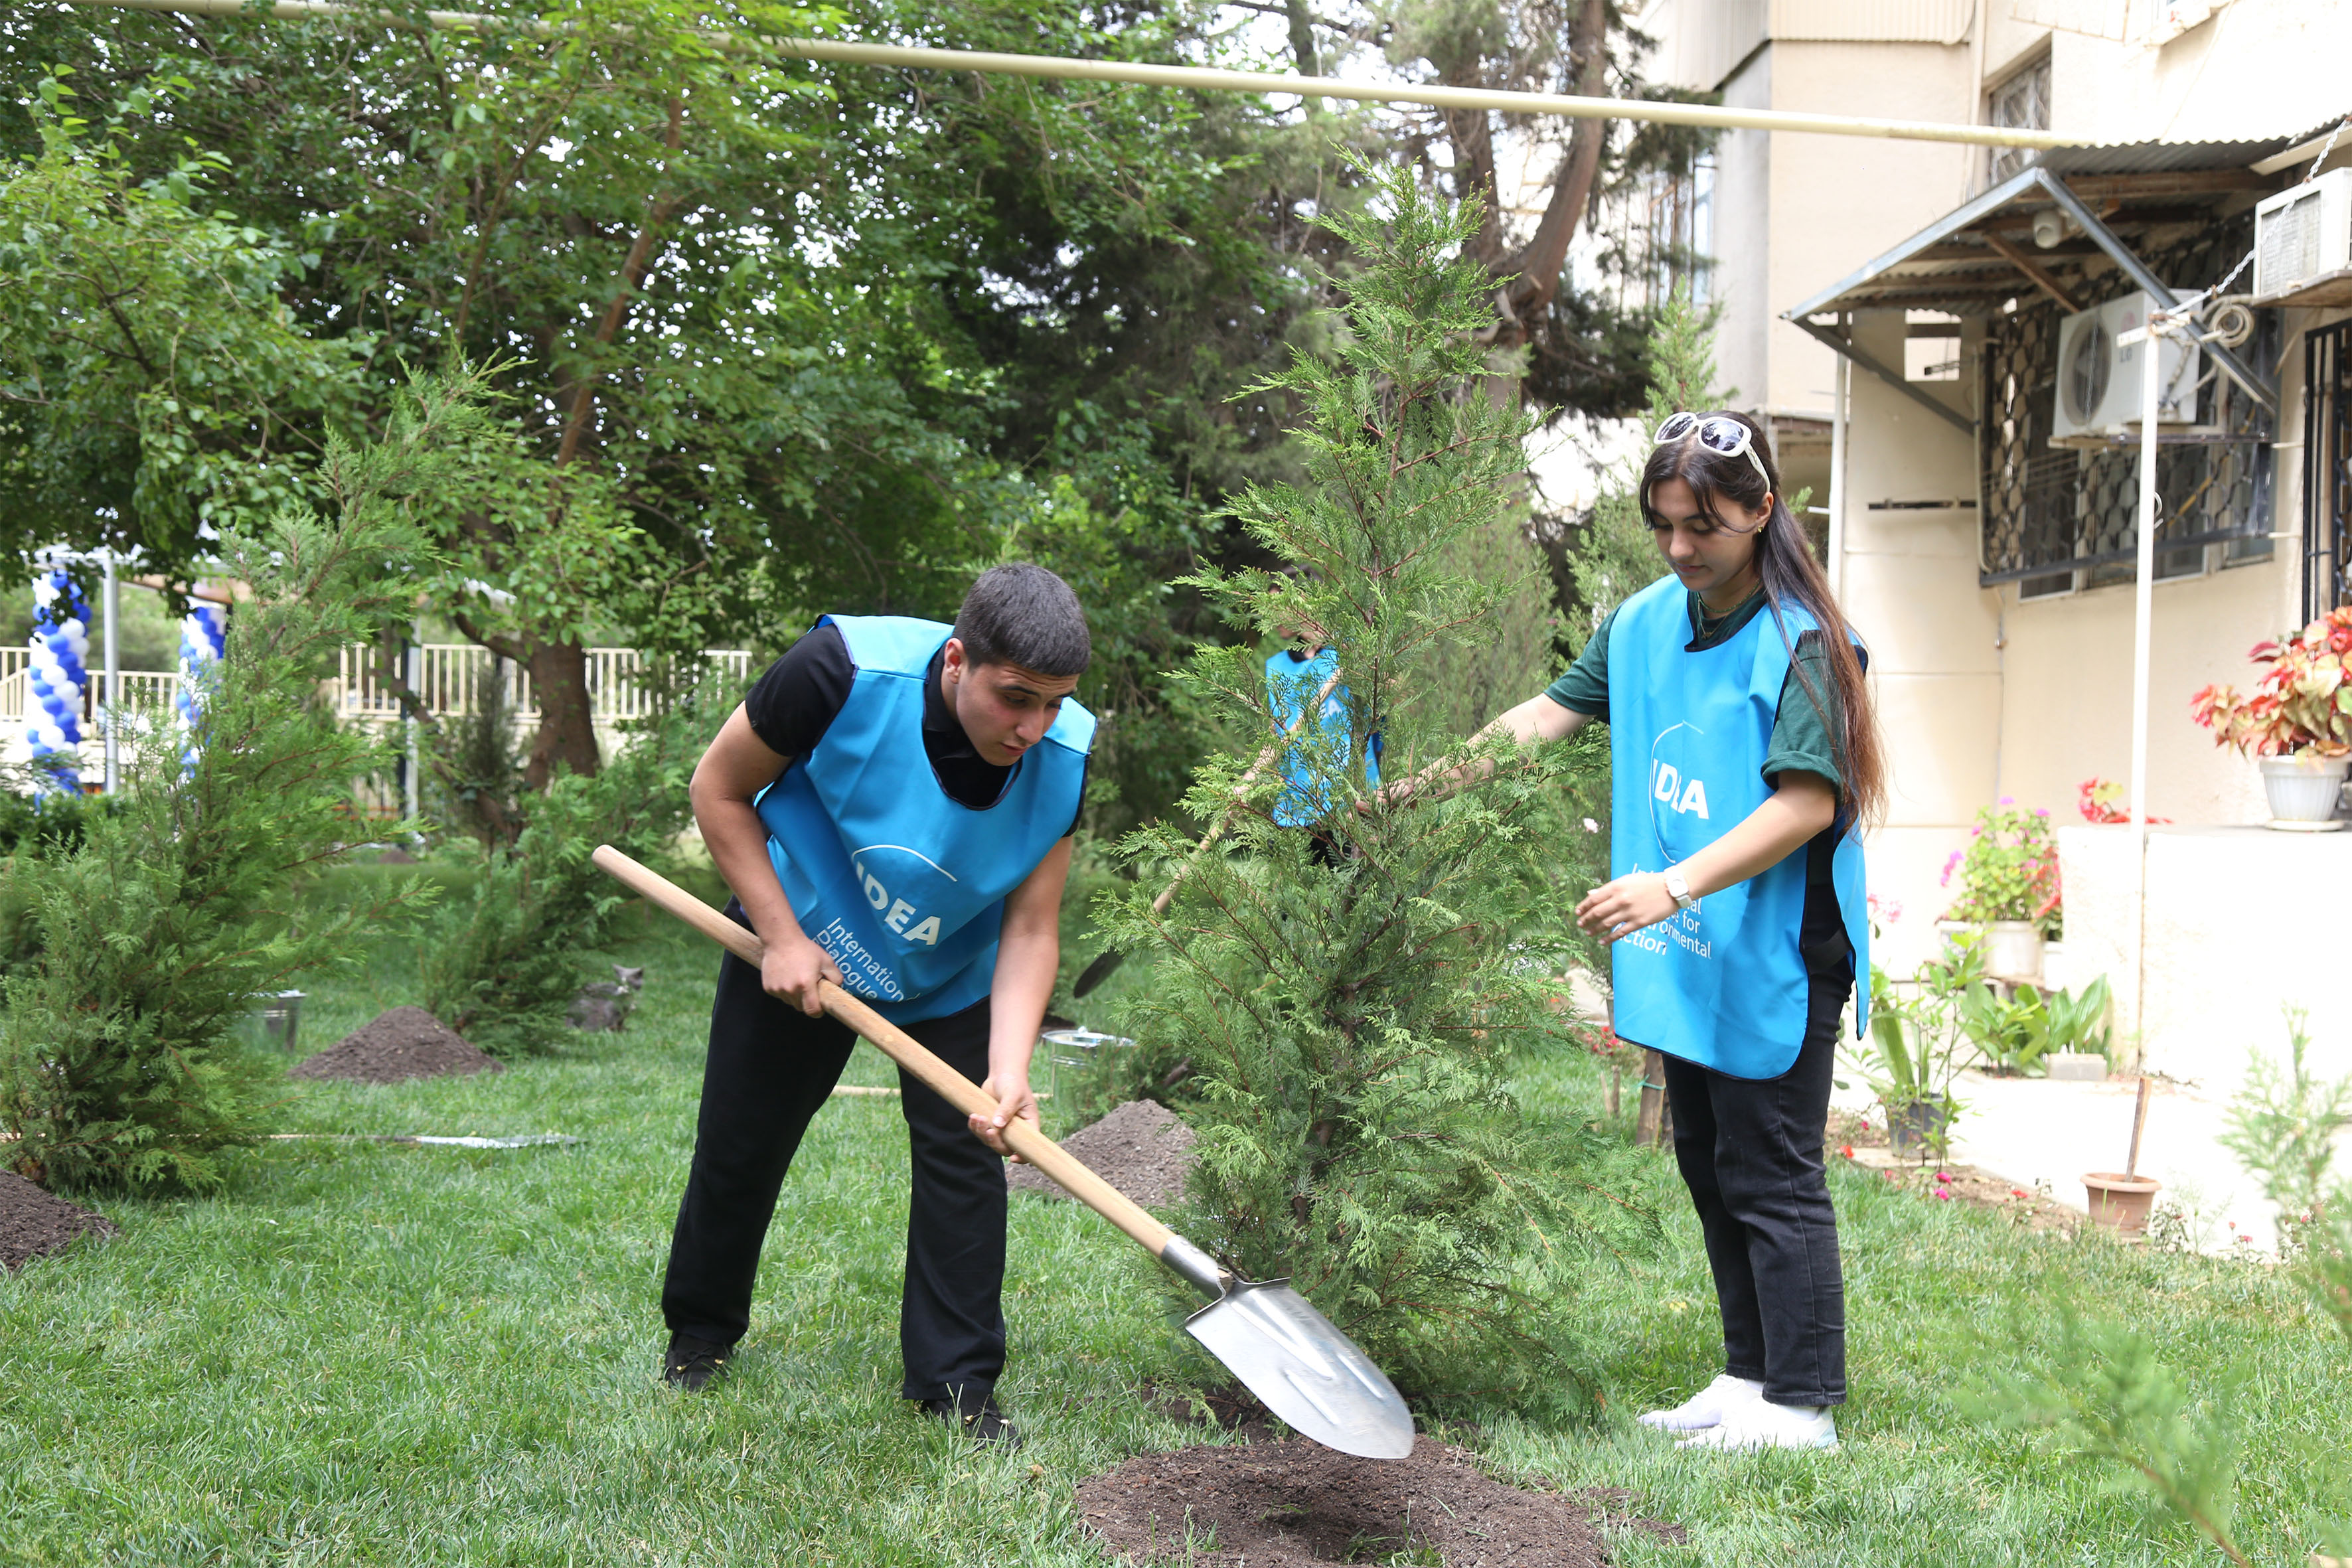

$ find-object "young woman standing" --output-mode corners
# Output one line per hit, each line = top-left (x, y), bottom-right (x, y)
(1417, 410), (1882, 1451)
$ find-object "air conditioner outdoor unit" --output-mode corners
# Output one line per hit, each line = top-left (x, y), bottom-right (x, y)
(2253, 167), (2352, 301)
(2049, 290), (2201, 445)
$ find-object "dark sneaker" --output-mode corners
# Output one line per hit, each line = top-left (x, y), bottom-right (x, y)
(921, 1391), (1023, 1449)
(662, 1336), (733, 1391)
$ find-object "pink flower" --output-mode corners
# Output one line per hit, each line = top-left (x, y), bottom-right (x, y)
(1999, 795), (2015, 806)
(1932, 1188), (1953, 1200)
(2033, 808), (2049, 819)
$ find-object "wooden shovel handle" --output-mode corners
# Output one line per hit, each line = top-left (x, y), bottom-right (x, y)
(1150, 666), (1344, 917)
(591, 844), (1176, 1258)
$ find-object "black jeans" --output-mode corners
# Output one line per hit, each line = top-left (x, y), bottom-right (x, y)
(1656, 958), (1853, 1409)
(660, 906), (1008, 1405)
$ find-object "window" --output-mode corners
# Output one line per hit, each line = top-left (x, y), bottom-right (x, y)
(2018, 569), (2077, 600)
(1645, 154), (1714, 309)
(1906, 315), (1963, 382)
(1986, 55), (2051, 188)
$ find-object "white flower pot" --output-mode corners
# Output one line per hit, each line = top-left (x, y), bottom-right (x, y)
(1980, 921), (2045, 984)
(2259, 753), (2351, 828)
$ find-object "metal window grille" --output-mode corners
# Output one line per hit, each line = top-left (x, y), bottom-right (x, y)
(1978, 218), (2276, 588)
(1985, 56), (2051, 188)
(2306, 319), (2352, 621)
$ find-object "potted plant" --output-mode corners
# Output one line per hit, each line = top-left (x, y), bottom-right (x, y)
(2189, 605), (2352, 828)
(1958, 974), (2112, 1078)
(1840, 943), (1976, 1162)
(1938, 799), (2061, 981)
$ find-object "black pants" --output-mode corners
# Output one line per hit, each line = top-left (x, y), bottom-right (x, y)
(661, 908), (1008, 1404)
(1656, 960), (1853, 1409)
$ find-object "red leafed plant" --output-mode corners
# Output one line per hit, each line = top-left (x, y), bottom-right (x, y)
(2189, 607), (2352, 759)
(2077, 777), (2169, 825)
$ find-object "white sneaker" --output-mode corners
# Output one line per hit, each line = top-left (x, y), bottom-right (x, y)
(1636, 1373), (1764, 1432)
(1675, 1400), (1839, 1452)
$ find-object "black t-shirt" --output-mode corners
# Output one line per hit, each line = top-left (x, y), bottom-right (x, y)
(742, 623), (1085, 837)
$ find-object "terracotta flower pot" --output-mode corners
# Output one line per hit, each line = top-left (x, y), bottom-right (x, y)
(2082, 1171), (2161, 1233)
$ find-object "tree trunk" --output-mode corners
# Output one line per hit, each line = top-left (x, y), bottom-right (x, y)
(524, 639), (600, 789)
(1488, 0), (1612, 353)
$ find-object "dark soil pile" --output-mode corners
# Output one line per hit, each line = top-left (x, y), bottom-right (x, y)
(1011, 1099), (1195, 1209)
(1077, 1436), (1627, 1567)
(1, 1170), (116, 1271)
(290, 1006), (505, 1086)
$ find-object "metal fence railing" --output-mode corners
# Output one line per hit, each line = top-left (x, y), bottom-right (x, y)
(0, 646), (753, 726)
(333, 645), (753, 726)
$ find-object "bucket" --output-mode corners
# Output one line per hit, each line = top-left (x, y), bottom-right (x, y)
(1886, 1095), (1954, 1161)
(2082, 1171), (2161, 1233)
(2259, 754), (2350, 828)
(247, 990), (305, 1053)
(1040, 1028), (1135, 1107)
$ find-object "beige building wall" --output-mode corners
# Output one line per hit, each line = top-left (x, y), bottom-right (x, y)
(1760, 42), (1976, 421)
(1835, 311), (1995, 976)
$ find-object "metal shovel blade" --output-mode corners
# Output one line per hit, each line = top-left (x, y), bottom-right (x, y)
(1183, 1277), (1415, 1459)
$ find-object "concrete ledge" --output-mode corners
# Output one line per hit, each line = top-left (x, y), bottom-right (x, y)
(2057, 824), (2349, 1088)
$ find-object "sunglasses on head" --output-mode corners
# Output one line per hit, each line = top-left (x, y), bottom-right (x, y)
(1653, 412), (1772, 492)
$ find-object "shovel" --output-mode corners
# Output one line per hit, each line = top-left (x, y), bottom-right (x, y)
(591, 844), (1415, 1460)
(1071, 666), (1343, 998)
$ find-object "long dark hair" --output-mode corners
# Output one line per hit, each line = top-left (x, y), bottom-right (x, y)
(1638, 410), (1887, 830)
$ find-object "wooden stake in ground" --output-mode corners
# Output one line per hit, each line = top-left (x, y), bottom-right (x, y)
(1636, 1048), (1673, 1150)
(2125, 1075), (2152, 1178)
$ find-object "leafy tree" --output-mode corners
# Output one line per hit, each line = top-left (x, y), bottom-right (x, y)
(1098, 165), (1652, 1401)
(0, 374), (489, 1190)
(0, 1), (1348, 823)
(1553, 288), (1725, 650)
(0, 72), (368, 582)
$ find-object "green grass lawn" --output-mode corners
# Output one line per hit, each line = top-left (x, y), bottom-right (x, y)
(5, 908), (2346, 1566)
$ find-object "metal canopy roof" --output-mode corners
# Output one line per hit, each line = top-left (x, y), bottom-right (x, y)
(1780, 142), (2302, 429)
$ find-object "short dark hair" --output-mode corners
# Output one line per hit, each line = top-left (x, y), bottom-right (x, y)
(952, 563), (1091, 676)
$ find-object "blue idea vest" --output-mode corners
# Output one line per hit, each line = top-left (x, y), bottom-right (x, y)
(1265, 647), (1381, 828)
(1604, 578), (1871, 1078)
(755, 615), (1095, 1024)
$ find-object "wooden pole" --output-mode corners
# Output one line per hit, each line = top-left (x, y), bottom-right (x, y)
(2125, 1075), (2152, 1179)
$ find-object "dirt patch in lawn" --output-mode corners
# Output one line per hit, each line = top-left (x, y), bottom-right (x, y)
(1826, 1106), (1888, 1150)
(1012, 1099), (1195, 1209)
(1077, 1435), (1645, 1566)
(1, 1170), (116, 1271)
(1836, 1146), (2082, 1236)
(289, 1006), (505, 1086)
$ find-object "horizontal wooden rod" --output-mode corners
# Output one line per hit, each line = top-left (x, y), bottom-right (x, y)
(72, 0), (2081, 150)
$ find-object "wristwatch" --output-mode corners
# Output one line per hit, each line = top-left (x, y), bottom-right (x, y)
(1663, 869), (1699, 913)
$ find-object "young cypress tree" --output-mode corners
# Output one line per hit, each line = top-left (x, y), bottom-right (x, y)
(0, 378), (482, 1190)
(1099, 165), (1655, 1404)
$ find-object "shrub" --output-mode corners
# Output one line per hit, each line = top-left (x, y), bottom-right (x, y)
(417, 673), (710, 1055)
(1095, 165), (1655, 1406)
(0, 379), (482, 1190)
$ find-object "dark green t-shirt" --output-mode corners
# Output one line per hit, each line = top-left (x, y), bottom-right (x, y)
(1545, 588), (1846, 790)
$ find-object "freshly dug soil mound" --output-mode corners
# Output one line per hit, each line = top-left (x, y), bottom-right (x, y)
(1077, 1435), (1620, 1567)
(1011, 1099), (1195, 1208)
(1, 1170), (116, 1271)
(290, 1006), (505, 1086)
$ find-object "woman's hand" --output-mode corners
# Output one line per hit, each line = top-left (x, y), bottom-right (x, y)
(1575, 872), (1680, 941)
(761, 933), (845, 1016)
(969, 1074), (1041, 1161)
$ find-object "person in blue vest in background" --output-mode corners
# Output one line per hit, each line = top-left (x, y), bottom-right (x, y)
(1401, 410), (1884, 1452)
(1265, 620), (1380, 864)
(659, 564), (1094, 1449)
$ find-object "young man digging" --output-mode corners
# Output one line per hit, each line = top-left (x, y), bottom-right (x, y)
(659, 564), (1093, 1449)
